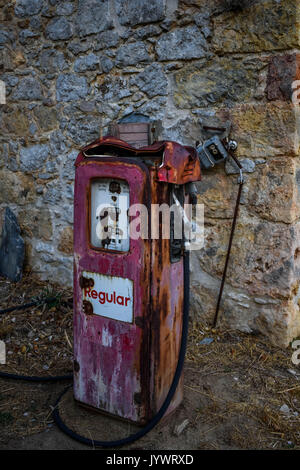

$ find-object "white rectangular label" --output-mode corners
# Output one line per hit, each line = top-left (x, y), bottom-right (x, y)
(82, 271), (133, 323)
(90, 178), (130, 252)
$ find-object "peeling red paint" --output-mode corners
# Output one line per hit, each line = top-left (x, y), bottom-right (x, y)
(73, 139), (200, 424)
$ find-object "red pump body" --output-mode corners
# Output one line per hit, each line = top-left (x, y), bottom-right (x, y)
(73, 138), (201, 424)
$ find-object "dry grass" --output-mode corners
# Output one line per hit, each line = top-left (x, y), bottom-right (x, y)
(0, 273), (73, 378)
(185, 320), (300, 449)
(0, 279), (299, 449)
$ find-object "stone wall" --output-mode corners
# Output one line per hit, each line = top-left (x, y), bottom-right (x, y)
(1, 0), (300, 346)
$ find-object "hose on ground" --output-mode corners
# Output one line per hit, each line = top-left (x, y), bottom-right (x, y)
(52, 251), (190, 448)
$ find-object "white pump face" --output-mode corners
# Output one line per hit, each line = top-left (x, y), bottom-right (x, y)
(90, 178), (130, 252)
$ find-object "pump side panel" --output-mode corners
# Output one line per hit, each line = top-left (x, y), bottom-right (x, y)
(73, 159), (151, 424)
(149, 174), (184, 417)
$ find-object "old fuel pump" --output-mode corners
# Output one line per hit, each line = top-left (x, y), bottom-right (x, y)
(73, 137), (201, 425)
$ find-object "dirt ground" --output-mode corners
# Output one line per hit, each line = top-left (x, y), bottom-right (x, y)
(0, 274), (299, 450)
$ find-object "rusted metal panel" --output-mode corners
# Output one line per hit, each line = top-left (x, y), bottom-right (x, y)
(77, 137), (201, 185)
(149, 173), (184, 417)
(73, 138), (200, 424)
(73, 158), (151, 424)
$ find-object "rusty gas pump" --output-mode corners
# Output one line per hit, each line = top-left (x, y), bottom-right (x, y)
(72, 137), (201, 424)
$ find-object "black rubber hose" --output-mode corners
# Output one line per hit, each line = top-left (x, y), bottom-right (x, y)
(0, 371), (72, 382)
(52, 251), (190, 448)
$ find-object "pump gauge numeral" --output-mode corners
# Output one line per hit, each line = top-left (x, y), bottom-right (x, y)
(90, 178), (130, 252)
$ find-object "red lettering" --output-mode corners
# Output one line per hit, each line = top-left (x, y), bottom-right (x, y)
(91, 290), (97, 299)
(117, 296), (124, 306)
(84, 287), (91, 297)
(125, 297), (130, 306)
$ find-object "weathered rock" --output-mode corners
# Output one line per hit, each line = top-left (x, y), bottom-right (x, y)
(115, 0), (166, 26)
(45, 17), (73, 41)
(246, 157), (299, 224)
(100, 56), (114, 73)
(2, 108), (29, 136)
(217, 102), (299, 158)
(130, 63), (168, 98)
(33, 106), (58, 131)
(67, 41), (90, 56)
(0, 29), (14, 45)
(212, 0), (299, 53)
(11, 77), (43, 101)
(133, 24), (161, 40)
(0, 170), (35, 205)
(74, 53), (100, 72)
(20, 144), (49, 171)
(56, 2), (74, 16)
(65, 116), (102, 145)
(19, 29), (39, 45)
(0, 208), (25, 282)
(18, 208), (53, 241)
(265, 53), (300, 102)
(94, 30), (119, 50)
(173, 56), (265, 108)
(56, 73), (88, 101)
(225, 158), (255, 175)
(115, 42), (150, 66)
(58, 226), (73, 254)
(15, 0), (42, 18)
(156, 26), (207, 61)
(95, 75), (131, 102)
(37, 49), (68, 73)
(76, 0), (112, 38)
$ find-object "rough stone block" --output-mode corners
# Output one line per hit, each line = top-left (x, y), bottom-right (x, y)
(58, 226), (73, 254)
(212, 0), (298, 53)
(20, 144), (49, 171)
(115, 42), (150, 66)
(18, 208), (53, 241)
(15, 0), (42, 18)
(0, 170), (35, 205)
(216, 103), (299, 158)
(0, 208), (24, 282)
(130, 63), (168, 98)
(56, 2), (74, 16)
(74, 53), (100, 72)
(76, 0), (112, 37)
(56, 73), (88, 102)
(265, 53), (300, 102)
(65, 115), (102, 145)
(245, 157), (299, 224)
(95, 75), (131, 102)
(11, 77), (43, 101)
(115, 0), (166, 26)
(94, 30), (119, 50)
(33, 106), (58, 131)
(0, 29), (14, 45)
(156, 26), (207, 61)
(3, 108), (29, 136)
(173, 57), (265, 108)
(45, 17), (73, 41)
